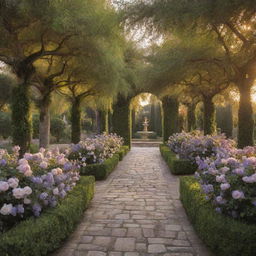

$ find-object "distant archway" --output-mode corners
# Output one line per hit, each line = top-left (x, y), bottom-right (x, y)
(111, 93), (179, 148)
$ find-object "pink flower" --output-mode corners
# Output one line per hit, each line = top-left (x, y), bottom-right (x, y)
(0, 203), (13, 215)
(0, 181), (9, 192)
(8, 178), (19, 188)
(232, 190), (245, 199)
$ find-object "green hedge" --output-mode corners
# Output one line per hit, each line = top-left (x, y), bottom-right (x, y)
(118, 145), (130, 161)
(80, 153), (120, 180)
(180, 176), (256, 256)
(159, 145), (197, 175)
(0, 176), (95, 256)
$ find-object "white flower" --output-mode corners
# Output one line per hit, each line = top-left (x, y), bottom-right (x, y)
(24, 198), (31, 204)
(18, 158), (28, 165)
(23, 186), (32, 196)
(24, 153), (33, 160)
(51, 169), (58, 175)
(53, 188), (59, 195)
(17, 163), (31, 173)
(0, 181), (9, 192)
(13, 188), (25, 199)
(24, 169), (33, 177)
(8, 178), (19, 188)
(0, 203), (13, 215)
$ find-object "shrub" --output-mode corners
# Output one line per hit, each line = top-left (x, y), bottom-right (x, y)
(159, 145), (196, 175)
(32, 115), (39, 139)
(196, 152), (256, 222)
(68, 133), (123, 165)
(0, 176), (95, 256)
(80, 153), (120, 180)
(180, 176), (256, 256)
(50, 117), (66, 143)
(0, 112), (11, 139)
(118, 146), (129, 161)
(0, 147), (80, 233)
(168, 132), (236, 163)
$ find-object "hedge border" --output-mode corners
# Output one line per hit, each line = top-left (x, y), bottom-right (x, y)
(80, 146), (129, 180)
(159, 144), (197, 175)
(180, 176), (256, 256)
(0, 176), (95, 256)
(80, 153), (120, 180)
(118, 145), (130, 161)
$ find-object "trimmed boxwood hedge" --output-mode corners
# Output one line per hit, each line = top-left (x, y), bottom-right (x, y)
(180, 176), (256, 256)
(80, 153), (120, 180)
(0, 176), (95, 256)
(118, 145), (130, 161)
(159, 144), (197, 175)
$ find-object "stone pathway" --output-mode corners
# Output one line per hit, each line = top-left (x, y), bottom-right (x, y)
(55, 147), (212, 256)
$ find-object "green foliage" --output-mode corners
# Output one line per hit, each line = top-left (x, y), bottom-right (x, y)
(112, 95), (131, 148)
(180, 176), (256, 256)
(0, 176), (95, 256)
(0, 112), (11, 139)
(0, 74), (16, 110)
(80, 154), (120, 180)
(160, 145), (197, 175)
(32, 114), (39, 139)
(11, 85), (32, 156)
(50, 117), (66, 143)
(162, 96), (179, 143)
(118, 145), (130, 161)
(216, 105), (233, 138)
(71, 99), (81, 144)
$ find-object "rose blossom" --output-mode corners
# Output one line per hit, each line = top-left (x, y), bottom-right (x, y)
(8, 178), (19, 188)
(232, 190), (245, 199)
(0, 181), (9, 192)
(0, 203), (13, 215)
(39, 161), (48, 169)
(220, 183), (230, 191)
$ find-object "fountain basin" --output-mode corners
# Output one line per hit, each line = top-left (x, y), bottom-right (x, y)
(137, 131), (155, 139)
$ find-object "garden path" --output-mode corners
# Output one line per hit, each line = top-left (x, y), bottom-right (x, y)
(55, 147), (212, 256)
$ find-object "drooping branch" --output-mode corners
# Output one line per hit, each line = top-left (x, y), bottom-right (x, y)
(225, 22), (248, 45)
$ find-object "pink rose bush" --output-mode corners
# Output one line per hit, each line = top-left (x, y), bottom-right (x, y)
(0, 147), (80, 233)
(68, 133), (123, 166)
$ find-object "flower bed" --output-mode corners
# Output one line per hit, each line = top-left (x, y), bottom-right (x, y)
(0, 147), (80, 233)
(0, 176), (95, 256)
(168, 132), (236, 163)
(159, 144), (197, 175)
(68, 134), (124, 180)
(180, 176), (256, 256)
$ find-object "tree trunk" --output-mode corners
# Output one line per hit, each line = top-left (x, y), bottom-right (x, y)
(39, 95), (51, 148)
(203, 96), (216, 135)
(98, 110), (109, 134)
(112, 94), (131, 148)
(71, 98), (81, 144)
(237, 80), (254, 148)
(187, 103), (197, 132)
(216, 104), (233, 138)
(11, 84), (32, 157)
(162, 96), (179, 142)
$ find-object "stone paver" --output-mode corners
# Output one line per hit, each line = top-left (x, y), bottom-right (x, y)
(54, 148), (212, 256)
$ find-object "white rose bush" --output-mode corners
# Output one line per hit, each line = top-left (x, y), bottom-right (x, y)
(168, 132), (256, 222)
(0, 146), (80, 233)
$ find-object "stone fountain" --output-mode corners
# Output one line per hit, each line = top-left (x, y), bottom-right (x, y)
(137, 117), (154, 139)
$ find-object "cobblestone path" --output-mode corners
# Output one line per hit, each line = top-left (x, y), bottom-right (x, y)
(55, 147), (212, 256)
